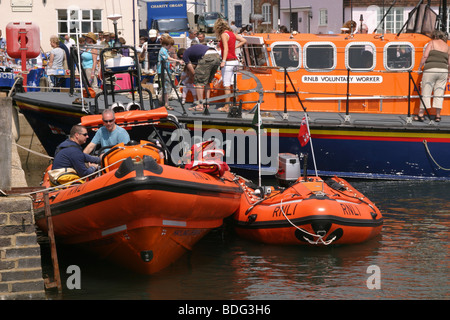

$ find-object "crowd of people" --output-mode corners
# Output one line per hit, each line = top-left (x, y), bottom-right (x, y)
(10, 18), (450, 182)
(48, 19), (247, 183)
(136, 19), (248, 112)
(0, 17), (248, 104)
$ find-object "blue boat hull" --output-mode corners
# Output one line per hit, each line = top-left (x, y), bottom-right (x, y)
(180, 120), (450, 181)
(13, 92), (450, 180)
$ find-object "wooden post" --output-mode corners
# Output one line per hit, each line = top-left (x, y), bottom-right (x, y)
(43, 191), (62, 293)
(0, 97), (12, 191)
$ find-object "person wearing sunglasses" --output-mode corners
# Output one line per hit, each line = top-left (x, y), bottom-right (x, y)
(52, 125), (101, 178)
(83, 109), (130, 155)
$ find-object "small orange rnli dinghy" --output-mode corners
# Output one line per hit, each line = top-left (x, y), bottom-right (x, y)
(232, 175), (383, 246)
(33, 110), (242, 274)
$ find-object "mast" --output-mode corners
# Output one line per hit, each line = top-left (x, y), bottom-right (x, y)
(442, 0), (448, 32)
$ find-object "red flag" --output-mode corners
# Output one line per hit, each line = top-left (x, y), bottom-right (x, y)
(298, 116), (310, 147)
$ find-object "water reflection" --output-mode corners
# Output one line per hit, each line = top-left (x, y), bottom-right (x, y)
(24, 156), (448, 300)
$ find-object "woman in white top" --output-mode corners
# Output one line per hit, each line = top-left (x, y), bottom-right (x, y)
(48, 35), (65, 69)
(48, 35), (65, 90)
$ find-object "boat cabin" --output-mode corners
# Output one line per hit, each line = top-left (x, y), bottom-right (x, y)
(237, 32), (445, 117)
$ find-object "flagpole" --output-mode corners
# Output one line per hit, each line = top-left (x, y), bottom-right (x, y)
(75, 28), (85, 111)
(252, 102), (263, 186)
(304, 112), (318, 177)
(258, 103), (262, 186)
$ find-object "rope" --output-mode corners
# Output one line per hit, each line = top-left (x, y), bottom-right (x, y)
(8, 75), (23, 97)
(279, 198), (336, 245)
(423, 140), (450, 171)
(16, 157), (127, 197)
(13, 142), (54, 160)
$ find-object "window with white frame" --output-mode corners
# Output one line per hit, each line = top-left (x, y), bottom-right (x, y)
(57, 9), (102, 38)
(272, 42), (301, 69)
(347, 43), (376, 70)
(262, 3), (271, 23)
(385, 42), (414, 71)
(378, 7), (403, 33)
(304, 42), (336, 70)
(446, 8), (450, 34)
(319, 9), (328, 26)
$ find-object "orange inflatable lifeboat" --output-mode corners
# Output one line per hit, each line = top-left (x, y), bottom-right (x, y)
(232, 175), (383, 245)
(33, 111), (243, 274)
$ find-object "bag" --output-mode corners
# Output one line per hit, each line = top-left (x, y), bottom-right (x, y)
(47, 167), (82, 186)
(183, 140), (230, 177)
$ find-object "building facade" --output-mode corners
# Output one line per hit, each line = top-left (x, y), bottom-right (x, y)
(0, 0), (140, 52)
(221, 0), (446, 34)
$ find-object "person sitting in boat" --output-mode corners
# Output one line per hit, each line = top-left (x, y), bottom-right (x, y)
(51, 125), (101, 183)
(83, 109), (130, 155)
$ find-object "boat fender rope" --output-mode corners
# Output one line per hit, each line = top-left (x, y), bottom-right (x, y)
(423, 140), (450, 171)
(279, 199), (337, 246)
(13, 142), (54, 160)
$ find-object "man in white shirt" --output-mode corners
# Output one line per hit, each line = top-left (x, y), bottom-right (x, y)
(64, 34), (76, 49)
(186, 29), (199, 47)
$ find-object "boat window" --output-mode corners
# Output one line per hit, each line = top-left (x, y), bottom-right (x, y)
(304, 42), (336, 71)
(346, 43), (376, 71)
(271, 43), (301, 69)
(385, 43), (414, 71)
(243, 44), (269, 67)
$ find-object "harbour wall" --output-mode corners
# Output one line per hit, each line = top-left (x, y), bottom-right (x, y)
(0, 97), (46, 300)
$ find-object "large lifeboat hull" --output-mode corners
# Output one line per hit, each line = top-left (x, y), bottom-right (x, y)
(35, 155), (242, 274)
(232, 176), (383, 245)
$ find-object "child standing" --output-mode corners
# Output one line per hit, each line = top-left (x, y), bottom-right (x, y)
(157, 35), (183, 110)
(179, 64), (197, 104)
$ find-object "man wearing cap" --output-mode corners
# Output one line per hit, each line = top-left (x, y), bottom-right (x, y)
(100, 32), (116, 60)
(101, 32), (113, 47)
(141, 29), (161, 71)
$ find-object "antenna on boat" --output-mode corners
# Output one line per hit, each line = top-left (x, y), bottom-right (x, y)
(107, 14), (122, 48)
(253, 102), (263, 187)
(75, 28), (86, 112)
